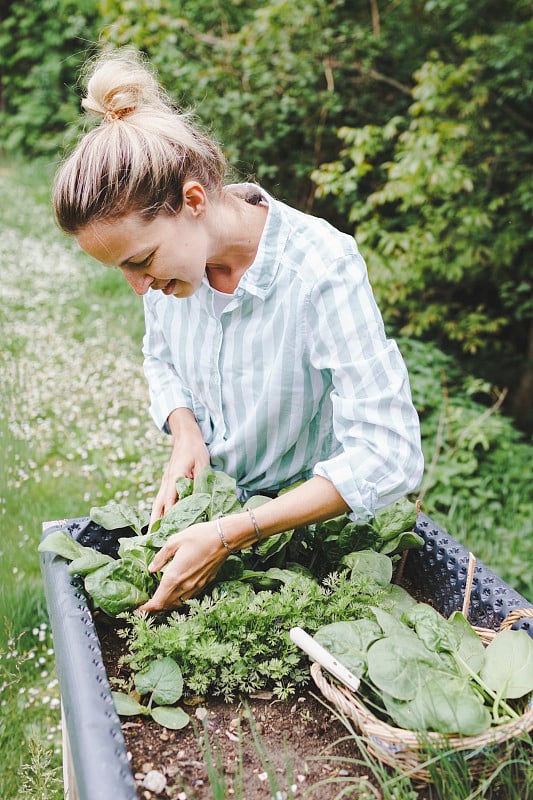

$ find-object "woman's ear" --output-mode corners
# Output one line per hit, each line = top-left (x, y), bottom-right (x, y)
(182, 181), (208, 217)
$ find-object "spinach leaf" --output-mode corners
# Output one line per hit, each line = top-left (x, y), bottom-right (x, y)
(480, 630), (533, 699)
(341, 550), (393, 587)
(67, 551), (115, 576)
(208, 470), (242, 518)
(135, 657), (184, 705)
(261, 567), (311, 585)
(367, 633), (445, 700)
(382, 674), (492, 735)
(382, 584), (418, 617)
(175, 476), (193, 499)
(243, 495), (272, 510)
(111, 691), (149, 717)
(371, 606), (415, 638)
(193, 467), (242, 517)
(84, 558), (156, 615)
(254, 529), (295, 561)
(380, 530), (424, 555)
(90, 503), (148, 536)
(214, 556), (244, 582)
(116, 537), (156, 572)
(118, 533), (154, 557)
(319, 519), (381, 565)
(403, 603), (460, 653)
(148, 493), (211, 547)
(374, 497), (417, 542)
(150, 705), (190, 730)
(314, 618), (382, 677)
(448, 611), (486, 674)
(38, 530), (92, 561)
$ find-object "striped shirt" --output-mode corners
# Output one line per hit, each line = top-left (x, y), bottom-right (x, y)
(142, 188), (424, 520)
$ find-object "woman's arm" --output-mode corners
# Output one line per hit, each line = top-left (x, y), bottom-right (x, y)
(149, 407), (211, 528)
(142, 294), (211, 525)
(306, 253), (424, 517)
(139, 475), (349, 612)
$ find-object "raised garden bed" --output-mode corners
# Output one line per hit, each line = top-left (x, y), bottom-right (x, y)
(40, 513), (532, 800)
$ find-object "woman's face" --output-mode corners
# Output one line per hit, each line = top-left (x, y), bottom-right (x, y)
(76, 184), (210, 298)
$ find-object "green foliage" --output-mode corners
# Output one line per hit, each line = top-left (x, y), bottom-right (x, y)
(0, 0), (100, 155)
(96, 0), (417, 209)
(400, 337), (533, 599)
(15, 737), (63, 800)
(90, 502), (149, 535)
(312, 7), (533, 411)
(112, 655), (190, 729)
(39, 467), (420, 700)
(39, 467), (420, 615)
(122, 565), (388, 701)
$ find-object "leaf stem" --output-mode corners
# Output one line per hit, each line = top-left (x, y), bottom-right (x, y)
(453, 652), (519, 721)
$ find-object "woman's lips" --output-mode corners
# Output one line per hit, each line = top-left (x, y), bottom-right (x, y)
(162, 279), (177, 295)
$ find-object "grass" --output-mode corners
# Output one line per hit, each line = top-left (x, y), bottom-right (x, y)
(0, 156), (531, 799)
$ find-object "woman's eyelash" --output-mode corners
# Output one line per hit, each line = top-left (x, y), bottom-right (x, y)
(130, 254), (153, 268)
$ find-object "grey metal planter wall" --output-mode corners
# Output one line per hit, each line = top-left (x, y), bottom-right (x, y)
(40, 519), (137, 800)
(40, 513), (532, 800)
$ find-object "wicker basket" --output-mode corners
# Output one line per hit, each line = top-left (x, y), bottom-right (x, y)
(310, 614), (533, 783)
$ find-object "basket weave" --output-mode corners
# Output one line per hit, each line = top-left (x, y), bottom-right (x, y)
(310, 616), (533, 782)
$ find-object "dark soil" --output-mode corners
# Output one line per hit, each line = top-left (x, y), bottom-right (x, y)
(95, 613), (410, 800)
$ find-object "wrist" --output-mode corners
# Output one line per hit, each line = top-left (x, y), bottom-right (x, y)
(215, 510), (263, 553)
(167, 407), (201, 439)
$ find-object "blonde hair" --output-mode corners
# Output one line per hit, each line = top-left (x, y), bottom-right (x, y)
(53, 49), (227, 234)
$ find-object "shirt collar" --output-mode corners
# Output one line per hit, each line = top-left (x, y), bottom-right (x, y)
(234, 188), (290, 299)
(198, 187), (290, 302)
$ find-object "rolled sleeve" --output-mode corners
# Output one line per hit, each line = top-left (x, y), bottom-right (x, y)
(308, 254), (424, 519)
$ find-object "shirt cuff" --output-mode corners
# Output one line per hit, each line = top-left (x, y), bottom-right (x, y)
(149, 393), (194, 434)
(313, 454), (377, 522)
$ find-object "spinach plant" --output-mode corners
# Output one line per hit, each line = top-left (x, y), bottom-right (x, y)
(112, 656), (189, 730)
(38, 528), (158, 615)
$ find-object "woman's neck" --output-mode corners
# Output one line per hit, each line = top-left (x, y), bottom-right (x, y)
(205, 192), (268, 293)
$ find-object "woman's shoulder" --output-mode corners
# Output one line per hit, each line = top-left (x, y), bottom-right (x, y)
(275, 197), (361, 279)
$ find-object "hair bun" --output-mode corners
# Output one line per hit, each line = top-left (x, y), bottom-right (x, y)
(81, 51), (165, 121)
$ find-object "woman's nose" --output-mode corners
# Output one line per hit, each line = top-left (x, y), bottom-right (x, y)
(121, 268), (153, 295)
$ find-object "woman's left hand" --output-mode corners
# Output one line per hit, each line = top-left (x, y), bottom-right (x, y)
(138, 521), (227, 612)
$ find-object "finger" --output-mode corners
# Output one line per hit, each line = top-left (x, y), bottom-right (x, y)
(192, 458), (210, 478)
(148, 539), (178, 572)
(139, 580), (184, 613)
(149, 490), (179, 530)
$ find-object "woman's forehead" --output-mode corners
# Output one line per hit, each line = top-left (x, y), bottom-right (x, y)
(76, 213), (151, 264)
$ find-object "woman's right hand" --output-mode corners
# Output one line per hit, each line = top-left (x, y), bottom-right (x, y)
(149, 408), (210, 529)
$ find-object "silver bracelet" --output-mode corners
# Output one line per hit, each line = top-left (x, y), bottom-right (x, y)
(216, 516), (236, 554)
(247, 507), (262, 542)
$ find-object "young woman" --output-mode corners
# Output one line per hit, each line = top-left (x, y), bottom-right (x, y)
(53, 50), (424, 611)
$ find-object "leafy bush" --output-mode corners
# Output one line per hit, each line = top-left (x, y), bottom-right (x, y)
(401, 338), (533, 599)
(99, 0), (467, 215)
(312, 8), (533, 423)
(0, 0), (99, 155)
